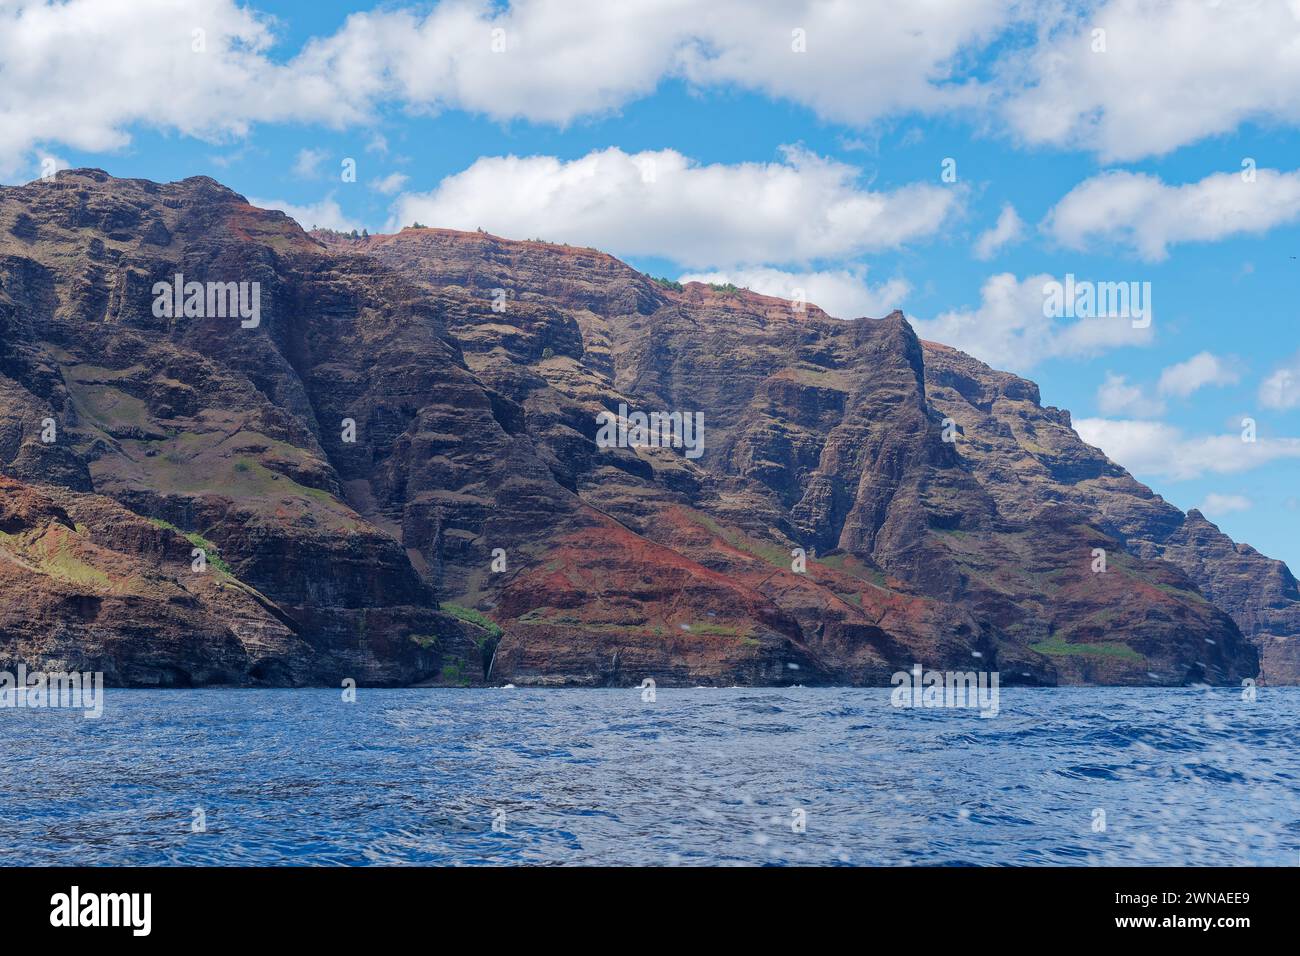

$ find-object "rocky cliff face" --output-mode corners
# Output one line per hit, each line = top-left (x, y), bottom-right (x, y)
(0, 170), (1288, 686)
(921, 342), (1300, 684)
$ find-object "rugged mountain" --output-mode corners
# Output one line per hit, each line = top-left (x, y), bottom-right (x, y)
(0, 169), (1287, 686)
(922, 342), (1300, 684)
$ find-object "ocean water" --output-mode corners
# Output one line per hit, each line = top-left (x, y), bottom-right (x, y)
(0, 687), (1296, 866)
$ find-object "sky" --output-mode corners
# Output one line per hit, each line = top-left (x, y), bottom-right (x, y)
(1, 0), (1298, 572)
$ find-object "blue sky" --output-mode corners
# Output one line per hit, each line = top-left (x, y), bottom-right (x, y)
(2, 0), (1298, 571)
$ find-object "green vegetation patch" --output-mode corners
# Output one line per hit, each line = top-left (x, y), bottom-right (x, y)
(147, 518), (234, 575)
(688, 622), (755, 639)
(1029, 636), (1144, 662)
(131, 435), (359, 530)
(40, 535), (111, 589)
(690, 513), (790, 571)
(439, 659), (471, 687)
(442, 603), (504, 640)
(1154, 582), (1211, 605)
(816, 551), (888, 586)
(66, 381), (153, 430)
(2, 526), (112, 588)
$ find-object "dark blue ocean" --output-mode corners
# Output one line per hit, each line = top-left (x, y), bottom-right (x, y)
(1, 687), (1296, 866)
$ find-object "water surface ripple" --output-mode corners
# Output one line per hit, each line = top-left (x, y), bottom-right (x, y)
(1, 687), (1296, 866)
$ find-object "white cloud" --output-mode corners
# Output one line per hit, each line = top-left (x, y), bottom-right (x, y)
(973, 203), (1023, 260)
(671, 1), (1015, 125)
(292, 148), (329, 179)
(0, 0), (1027, 175)
(388, 146), (959, 269)
(249, 195), (361, 233)
(907, 272), (1153, 373)
(299, 0), (1017, 127)
(1198, 493), (1253, 517)
(370, 171), (409, 195)
(9, 1), (1300, 176)
(1074, 418), (1300, 482)
(1096, 372), (1163, 418)
(1260, 352), (1300, 410)
(1157, 352), (1240, 398)
(1044, 168), (1300, 261)
(1092, 355), (1238, 421)
(677, 267), (910, 320)
(1003, 0), (1300, 161)
(0, 0), (358, 177)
